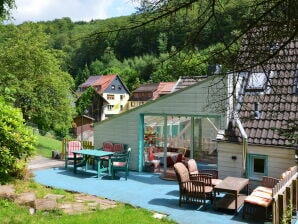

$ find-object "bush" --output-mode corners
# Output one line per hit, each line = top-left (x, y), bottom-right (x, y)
(0, 97), (36, 183)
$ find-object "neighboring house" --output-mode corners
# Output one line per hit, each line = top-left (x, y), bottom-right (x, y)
(72, 115), (95, 143)
(217, 35), (298, 183)
(78, 74), (130, 120)
(127, 82), (176, 111)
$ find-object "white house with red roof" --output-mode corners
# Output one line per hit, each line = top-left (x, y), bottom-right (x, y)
(78, 74), (130, 120)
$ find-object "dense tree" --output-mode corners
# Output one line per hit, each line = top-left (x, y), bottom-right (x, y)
(130, 0), (297, 70)
(0, 96), (35, 182)
(0, 23), (75, 136)
(0, 0), (15, 21)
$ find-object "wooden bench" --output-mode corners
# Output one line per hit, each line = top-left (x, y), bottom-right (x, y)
(242, 176), (279, 220)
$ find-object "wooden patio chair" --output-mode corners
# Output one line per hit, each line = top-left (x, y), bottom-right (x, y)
(187, 159), (222, 187)
(173, 162), (213, 207)
(65, 140), (83, 169)
(111, 148), (131, 180)
(243, 176), (279, 220)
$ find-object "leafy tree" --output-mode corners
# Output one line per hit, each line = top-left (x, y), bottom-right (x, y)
(0, 23), (75, 137)
(0, 0), (15, 21)
(0, 96), (35, 183)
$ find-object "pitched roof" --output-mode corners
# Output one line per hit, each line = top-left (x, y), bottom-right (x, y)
(130, 82), (176, 101)
(157, 82), (176, 95)
(173, 76), (207, 92)
(224, 36), (298, 148)
(79, 75), (101, 88)
(133, 83), (159, 93)
(93, 74), (117, 94)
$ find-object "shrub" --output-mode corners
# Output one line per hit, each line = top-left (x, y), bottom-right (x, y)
(0, 97), (36, 183)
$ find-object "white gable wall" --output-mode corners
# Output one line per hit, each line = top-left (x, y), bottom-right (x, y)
(94, 77), (227, 171)
(218, 141), (296, 182)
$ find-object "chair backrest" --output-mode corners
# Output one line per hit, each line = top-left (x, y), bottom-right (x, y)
(199, 169), (219, 179)
(113, 143), (125, 153)
(147, 147), (155, 161)
(176, 153), (183, 163)
(103, 142), (114, 151)
(187, 159), (199, 175)
(190, 173), (213, 186)
(174, 162), (190, 183)
(67, 141), (82, 158)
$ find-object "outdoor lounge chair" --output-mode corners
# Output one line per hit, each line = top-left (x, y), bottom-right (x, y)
(242, 176), (279, 220)
(187, 159), (222, 187)
(174, 162), (213, 207)
(111, 147), (131, 180)
(65, 140), (83, 168)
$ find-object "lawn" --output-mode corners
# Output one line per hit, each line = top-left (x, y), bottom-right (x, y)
(35, 134), (62, 158)
(0, 135), (176, 224)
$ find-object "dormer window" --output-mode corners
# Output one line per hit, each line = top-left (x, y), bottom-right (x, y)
(246, 72), (267, 92)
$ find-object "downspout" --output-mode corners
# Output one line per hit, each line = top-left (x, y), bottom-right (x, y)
(233, 112), (248, 177)
(231, 72), (248, 178)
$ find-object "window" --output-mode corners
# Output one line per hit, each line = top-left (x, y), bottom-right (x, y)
(246, 73), (267, 91)
(111, 85), (115, 90)
(107, 105), (113, 111)
(247, 154), (268, 180)
(107, 94), (114, 100)
(120, 95), (124, 100)
(118, 85), (122, 90)
(120, 105), (123, 111)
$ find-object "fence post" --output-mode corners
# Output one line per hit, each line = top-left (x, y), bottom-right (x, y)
(293, 179), (297, 214)
(286, 186), (292, 221)
(61, 139), (67, 159)
(278, 194), (284, 223)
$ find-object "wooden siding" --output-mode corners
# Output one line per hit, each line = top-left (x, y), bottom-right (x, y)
(94, 77), (227, 171)
(218, 142), (296, 181)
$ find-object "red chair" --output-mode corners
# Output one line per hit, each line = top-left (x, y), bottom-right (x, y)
(65, 140), (82, 168)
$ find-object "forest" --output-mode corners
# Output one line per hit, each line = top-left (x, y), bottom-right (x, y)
(0, 0), (296, 137)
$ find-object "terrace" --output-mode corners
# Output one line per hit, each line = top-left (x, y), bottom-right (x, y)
(32, 164), (276, 224)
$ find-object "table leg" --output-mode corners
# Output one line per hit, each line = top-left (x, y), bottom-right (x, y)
(74, 154), (77, 174)
(108, 157), (112, 176)
(97, 158), (102, 178)
(235, 192), (237, 214)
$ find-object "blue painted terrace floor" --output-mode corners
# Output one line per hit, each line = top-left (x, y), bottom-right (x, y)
(33, 166), (269, 224)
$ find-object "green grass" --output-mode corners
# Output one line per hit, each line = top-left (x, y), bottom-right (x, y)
(0, 199), (174, 224)
(35, 134), (62, 158)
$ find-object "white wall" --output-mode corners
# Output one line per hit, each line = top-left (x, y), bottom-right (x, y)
(218, 141), (296, 181)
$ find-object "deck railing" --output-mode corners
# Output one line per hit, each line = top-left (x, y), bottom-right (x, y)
(272, 166), (297, 224)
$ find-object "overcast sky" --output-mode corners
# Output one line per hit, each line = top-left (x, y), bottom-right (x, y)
(7, 0), (139, 24)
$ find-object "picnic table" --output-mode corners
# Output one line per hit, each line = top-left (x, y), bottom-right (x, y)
(73, 149), (114, 178)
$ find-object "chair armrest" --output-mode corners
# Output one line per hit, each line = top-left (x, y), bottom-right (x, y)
(199, 169), (219, 179)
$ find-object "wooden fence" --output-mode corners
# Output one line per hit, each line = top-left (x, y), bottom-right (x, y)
(61, 139), (94, 159)
(272, 165), (297, 224)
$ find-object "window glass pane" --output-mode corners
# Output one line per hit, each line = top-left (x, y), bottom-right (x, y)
(253, 158), (265, 173)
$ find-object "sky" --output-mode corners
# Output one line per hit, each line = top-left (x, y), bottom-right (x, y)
(7, 0), (139, 24)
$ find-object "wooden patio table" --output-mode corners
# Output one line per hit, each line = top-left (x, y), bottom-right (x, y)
(73, 149), (114, 178)
(214, 176), (249, 214)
